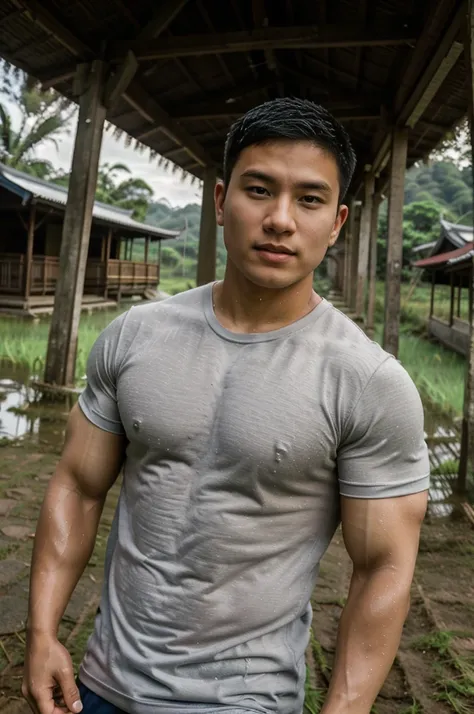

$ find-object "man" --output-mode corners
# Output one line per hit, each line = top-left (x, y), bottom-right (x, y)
(23, 98), (429, 714)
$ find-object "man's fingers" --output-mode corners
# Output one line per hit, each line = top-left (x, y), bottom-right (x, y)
(54, 669), (82, 713)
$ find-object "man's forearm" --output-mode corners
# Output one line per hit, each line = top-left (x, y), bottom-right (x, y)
(321, 567), (411, 714)
(28, 471), (103, 636)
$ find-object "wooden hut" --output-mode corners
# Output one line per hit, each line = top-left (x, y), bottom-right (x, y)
(413, 225), (474, 356)
(0, 163), (179, 316)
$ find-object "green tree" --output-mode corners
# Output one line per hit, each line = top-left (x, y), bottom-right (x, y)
(95, 163), (154, 221)
(0, 70), (74, 175)
(377, 200), (448, 279)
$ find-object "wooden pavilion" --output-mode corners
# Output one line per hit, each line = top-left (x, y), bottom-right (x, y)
(413, 223), (474, 356)
(0, 0), (474, 489)
(0, 163), (179, 316)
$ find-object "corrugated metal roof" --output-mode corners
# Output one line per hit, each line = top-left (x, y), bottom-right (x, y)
(0, 163), (180, 240)
(413, 241), (474, 269)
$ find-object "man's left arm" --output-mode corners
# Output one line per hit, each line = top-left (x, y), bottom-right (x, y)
(322, 356), (430, 713)
(321, 491), (427, 714)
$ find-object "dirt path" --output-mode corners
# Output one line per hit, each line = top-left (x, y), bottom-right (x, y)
(1, 434), (473, 714)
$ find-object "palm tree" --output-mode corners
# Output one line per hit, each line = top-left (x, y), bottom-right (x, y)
(0, 69), (74, 175)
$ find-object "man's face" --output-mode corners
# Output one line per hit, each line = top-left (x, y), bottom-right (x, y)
(215, 139), (349, 289)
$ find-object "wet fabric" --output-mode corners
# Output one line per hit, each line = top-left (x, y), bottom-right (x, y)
(78, 283), (430, 714)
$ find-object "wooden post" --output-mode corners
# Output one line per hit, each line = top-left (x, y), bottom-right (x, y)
(449, 272), (455, 326)
(457, 280), (462, 318)
(430, 270), (436, 318)
(458, 2), (474, 494)
(44, 61), (107, 386)
(24, 203), (36, 301)
(196, 166), (217, 286)
(104, 227), (112, 298)
(145, 236), (150, 285)
(355, 173), (375, 320)
(343, 197), (355, 305)
(350, 203), (361, 310)
(366, 192), (383, 338)
(383, 128), (408, 357)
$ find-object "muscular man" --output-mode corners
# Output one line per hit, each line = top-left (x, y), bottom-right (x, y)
(23, 98), (429, 714)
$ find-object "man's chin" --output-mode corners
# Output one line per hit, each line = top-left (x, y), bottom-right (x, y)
(241, 265), (303, 290)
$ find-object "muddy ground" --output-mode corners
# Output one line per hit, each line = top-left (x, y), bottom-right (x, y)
(0, 411), (473, 714)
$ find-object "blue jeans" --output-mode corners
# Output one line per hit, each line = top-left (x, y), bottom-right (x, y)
(78, 680), (126, 714)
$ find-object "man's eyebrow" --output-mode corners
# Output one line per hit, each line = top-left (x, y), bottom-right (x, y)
(240, 170), (332, 193)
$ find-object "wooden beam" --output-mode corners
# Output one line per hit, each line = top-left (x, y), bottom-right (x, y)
(404, 41), (464, 128)
(196, 167), (217, 286)
(44, 61), (107, 386)
(383, 128), (408, 357)
(104, 51), (139, 109)
(371, 3), (464, 169)
(355, 172), (375, 319)
(123, 81), (213, 167)
(172, 97), (383, 121)
(134, 0), (190, 45)
(39, 66), (76, 90)
(396, 3), (465, 119)
(458, 1), (474, 496)
(13, 0), (92, 57)
(125, 25), (418, 61)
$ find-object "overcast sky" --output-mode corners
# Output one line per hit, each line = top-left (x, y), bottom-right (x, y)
(1, 93), (202, 207)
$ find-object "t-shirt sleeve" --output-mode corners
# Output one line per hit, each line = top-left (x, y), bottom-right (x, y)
(77, 312), (128, 435)
(337, 357), (430, 499)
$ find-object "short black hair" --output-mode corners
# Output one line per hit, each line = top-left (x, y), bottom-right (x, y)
(223, 97), (357, 202)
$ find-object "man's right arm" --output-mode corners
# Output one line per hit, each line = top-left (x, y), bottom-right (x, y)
(23, 403), (126, 714)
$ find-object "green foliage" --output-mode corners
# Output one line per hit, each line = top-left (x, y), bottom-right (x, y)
(377, 159), (473, 279)
(0, 67), (74, 171)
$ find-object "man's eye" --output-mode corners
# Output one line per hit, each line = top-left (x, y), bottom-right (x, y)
(301, 195), (322, 205)
(247, 186), (268, 196)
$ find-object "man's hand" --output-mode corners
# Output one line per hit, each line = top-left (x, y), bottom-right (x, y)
(22, 633), (82, 714)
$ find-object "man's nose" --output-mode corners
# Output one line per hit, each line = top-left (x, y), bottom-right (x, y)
(263, 198), (296, 235)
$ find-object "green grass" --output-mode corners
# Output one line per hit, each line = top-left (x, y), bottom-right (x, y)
(411, 631), (474, 714)
(0, 306), (129, 381)
(371, 281), (466, 416)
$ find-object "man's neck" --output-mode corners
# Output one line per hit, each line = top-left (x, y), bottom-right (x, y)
(212, 266), (321, 334)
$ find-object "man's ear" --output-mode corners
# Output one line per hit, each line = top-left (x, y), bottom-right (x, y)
(215, 181), (225, 227)
(328, 204), (349, 247)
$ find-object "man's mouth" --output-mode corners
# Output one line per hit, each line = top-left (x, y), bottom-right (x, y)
(254, 243), (296, 255)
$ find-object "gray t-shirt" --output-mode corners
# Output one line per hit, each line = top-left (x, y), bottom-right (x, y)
(78, 283), (429, 714)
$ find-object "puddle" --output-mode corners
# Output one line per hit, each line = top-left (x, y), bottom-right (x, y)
(0, 363), (76, 448)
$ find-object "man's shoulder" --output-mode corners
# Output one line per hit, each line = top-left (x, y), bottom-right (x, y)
(122, 284), (209, 326)
(309, 301), (392, 376)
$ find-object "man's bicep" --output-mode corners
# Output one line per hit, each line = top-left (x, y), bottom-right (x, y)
(341, 492), (428, 572)
(56, 404), (126, 501)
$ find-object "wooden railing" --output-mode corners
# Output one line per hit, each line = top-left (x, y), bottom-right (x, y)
(0, 254), (160, 297)
(31, 256), (60, 294)
(0, 253), (24, 293)
(106, 259), (159, 291)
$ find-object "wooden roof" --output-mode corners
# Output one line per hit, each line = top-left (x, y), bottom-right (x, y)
(0, 0), (468, 194)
